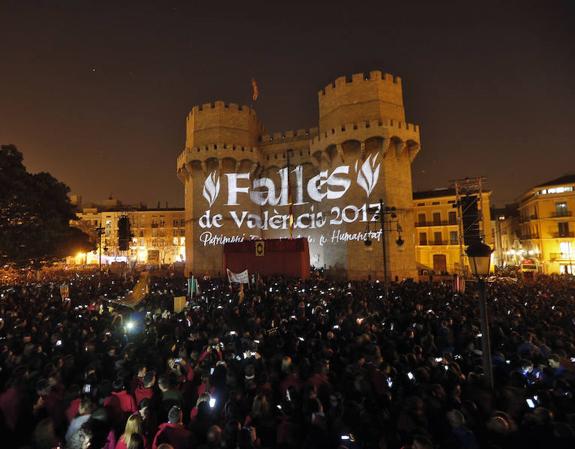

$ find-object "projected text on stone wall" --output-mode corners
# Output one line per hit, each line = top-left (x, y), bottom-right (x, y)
(198, 154), (384, 246)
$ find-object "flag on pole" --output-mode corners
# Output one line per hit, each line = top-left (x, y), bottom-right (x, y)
(187, 276), (199, 297)
(118, 272), (150, 308)
(251, 78), (259, 101)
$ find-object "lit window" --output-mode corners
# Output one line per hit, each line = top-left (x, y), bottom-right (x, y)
(538, 186), (574, 195)
(560, 242), (572, 257)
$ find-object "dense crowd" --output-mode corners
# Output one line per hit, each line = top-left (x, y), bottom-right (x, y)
(1, 271), (575, 449)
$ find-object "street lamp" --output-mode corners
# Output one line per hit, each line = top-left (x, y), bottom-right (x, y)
(467, 242), (492, 277)
(365, 199), (403, 301)
(466, 241), (494, 390)
(95, 225), (105, 274)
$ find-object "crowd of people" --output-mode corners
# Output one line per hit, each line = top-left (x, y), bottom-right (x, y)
(0, 270), (575, 449)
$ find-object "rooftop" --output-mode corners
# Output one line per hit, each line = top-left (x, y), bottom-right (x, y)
(81, 206), (184, 214)
(413, 188), (455, 200)
(534, 174), (575, 189)
(491, 204), (519, 218)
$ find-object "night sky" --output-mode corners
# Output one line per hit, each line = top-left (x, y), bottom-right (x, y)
(1, 0), (573, 207)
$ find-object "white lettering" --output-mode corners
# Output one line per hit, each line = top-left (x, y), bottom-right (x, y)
(199, 210), (223, 229)
(326, 166), (351, 199)
(230, 211), (248, 227)
(307, 170), (328, 202)
(293, 166), (306, 205)
(199, 231), (245, 246)
(226, 172), (250, 205)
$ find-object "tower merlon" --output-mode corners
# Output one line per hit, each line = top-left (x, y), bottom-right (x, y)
(311, 119), (420, 147)
(188, 101), (257, 117)
(319, 71), (402, 96)
(259, 127), (319, 144)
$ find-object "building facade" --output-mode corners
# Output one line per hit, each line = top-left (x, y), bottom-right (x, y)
(491, 205), (523, 268)
(177, 71), (422, 279)
(68, 207), (186, 266)
(518, 175), (575, 274)
(413, 188), (492, 274)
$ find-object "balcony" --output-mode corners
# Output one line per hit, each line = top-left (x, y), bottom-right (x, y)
(520, 234), (540, 240)
(416, 220), (458, 227)
(552, 232), (575, 238)
(519, 214), (538, 223)
(418, 240), (456, 246)
(550, 211), (572, 218)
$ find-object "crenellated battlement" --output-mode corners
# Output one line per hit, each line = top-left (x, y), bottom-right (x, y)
(187, 143), (258, 154)
(318, 118), (419, 135)
(188, 100), (257, 117)
(185, 100), (263, 150)
(319, 70), (401, 96)
(318, 70), (406, 132)
(311, 118), (420, 148)
(177, 143), (260, 173)
(259, 127), (319, 144)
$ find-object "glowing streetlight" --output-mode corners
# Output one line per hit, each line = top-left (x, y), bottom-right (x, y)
(466, 241), (494, 390)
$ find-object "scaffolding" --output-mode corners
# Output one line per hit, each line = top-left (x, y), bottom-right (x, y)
(451, 177), (487, 277)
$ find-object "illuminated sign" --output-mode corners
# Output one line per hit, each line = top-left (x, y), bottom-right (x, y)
(198, 154), (385, 247)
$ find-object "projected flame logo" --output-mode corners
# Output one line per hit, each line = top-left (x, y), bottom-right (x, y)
(355, 153), (380, 197)
(202, 171), (220, 207)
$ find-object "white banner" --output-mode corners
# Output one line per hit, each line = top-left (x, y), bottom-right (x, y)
(227, 268), (250, 284)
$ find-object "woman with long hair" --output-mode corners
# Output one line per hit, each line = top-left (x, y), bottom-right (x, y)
(115, 413), (147, 449)
(126, 433), (145, 449)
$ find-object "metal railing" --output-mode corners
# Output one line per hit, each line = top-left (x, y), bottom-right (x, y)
(550, 211), (572, 218)
(520, 234), (540, 240)
(418, 240), (457, 246)
(552, 232), (575, 238)
(550, 252), (575, 261)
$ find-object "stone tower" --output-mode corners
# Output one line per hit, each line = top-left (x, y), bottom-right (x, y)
(178, 71), (421, 279)
(313, 71), (420, 279)
(177, 101), (264, 275)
